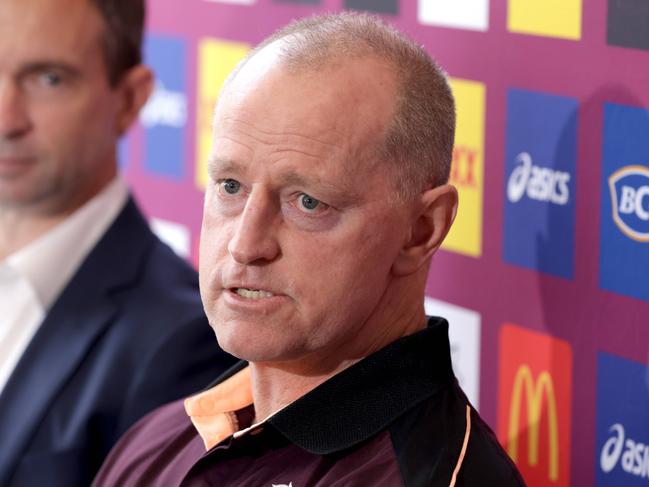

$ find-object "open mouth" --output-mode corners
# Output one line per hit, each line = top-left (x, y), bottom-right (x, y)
(234, 288), (274, 300)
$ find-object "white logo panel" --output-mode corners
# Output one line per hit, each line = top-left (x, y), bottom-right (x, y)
(418, 0), (489, 32)
(151, 218), (191, 259)
(424, 297), (481, 409)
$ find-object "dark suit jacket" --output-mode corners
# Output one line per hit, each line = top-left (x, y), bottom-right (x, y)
(0, 197), (236, 487)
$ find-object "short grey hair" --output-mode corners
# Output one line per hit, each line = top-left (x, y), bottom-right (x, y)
(225, 12), (456, 198)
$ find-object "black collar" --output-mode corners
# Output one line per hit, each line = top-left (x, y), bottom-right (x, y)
(266, 317), (454, 454)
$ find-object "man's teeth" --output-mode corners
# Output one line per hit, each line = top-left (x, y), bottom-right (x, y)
(236, 288), (274, 299)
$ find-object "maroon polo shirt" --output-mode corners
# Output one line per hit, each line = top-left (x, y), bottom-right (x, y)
(94, 318), (526, 487)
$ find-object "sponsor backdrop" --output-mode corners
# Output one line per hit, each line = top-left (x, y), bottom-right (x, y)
(123, 1), (649, 485)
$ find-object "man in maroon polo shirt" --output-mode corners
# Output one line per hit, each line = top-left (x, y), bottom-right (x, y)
(94, 12), (525, 487)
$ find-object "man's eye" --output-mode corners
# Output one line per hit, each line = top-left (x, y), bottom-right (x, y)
(297, 193), (322, 212)
(40, 72), (63, 87)
(220, 179), (241, 195)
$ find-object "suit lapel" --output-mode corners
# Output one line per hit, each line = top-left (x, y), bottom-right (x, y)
(0, 198), (154, 483)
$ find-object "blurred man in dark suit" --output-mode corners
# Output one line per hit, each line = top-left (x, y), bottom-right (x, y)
(0, 0), (235, 485)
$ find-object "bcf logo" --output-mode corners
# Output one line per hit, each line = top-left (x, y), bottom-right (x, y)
(498, 324), (573, 486)
(608, 165), (649, 242)
(600, 103), (649, 302)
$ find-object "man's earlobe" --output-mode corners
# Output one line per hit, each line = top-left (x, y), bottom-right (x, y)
(115, 65), (154, 135)
(392, 184), (458, 276)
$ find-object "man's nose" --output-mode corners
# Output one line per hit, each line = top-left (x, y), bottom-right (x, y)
(0, 81), (32, 139)
(227, 192), (281, 265)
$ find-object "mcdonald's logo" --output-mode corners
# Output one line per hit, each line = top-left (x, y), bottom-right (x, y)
(497, 324), (573, 486)
(508, 366), (559, 481)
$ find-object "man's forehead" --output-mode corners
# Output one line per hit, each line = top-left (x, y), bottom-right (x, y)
(211, 40), (398, 191)
(0, 0), (103, 51)
(217, 54), (396, 145)
(225, 39), (397, 106)
(230, 40), (286, 89)
(209, 119), (366, 182)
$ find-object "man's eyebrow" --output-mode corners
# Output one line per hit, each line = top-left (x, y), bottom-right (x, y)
(278, 171), (358, 205)
(277, 171), (327, 189)
(19, 61), (82, 78)
(208, 158), (337, 188)
(207, 157), (244, 179)
(207, 158), (358, 204)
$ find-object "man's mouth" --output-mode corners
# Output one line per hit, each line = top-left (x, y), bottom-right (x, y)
(0, 156), (34, 168)
(234, 288), (275, 299)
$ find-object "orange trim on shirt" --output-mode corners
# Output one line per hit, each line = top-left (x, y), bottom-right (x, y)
(449, 405), (472, 487)
(184, 367), (253, 450)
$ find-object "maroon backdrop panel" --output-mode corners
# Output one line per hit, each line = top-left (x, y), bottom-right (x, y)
(121, 1), (649, 485)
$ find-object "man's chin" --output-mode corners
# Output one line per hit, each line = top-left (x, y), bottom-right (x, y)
(215, 334), (297, 364)
(210, 314), (306, 361)
(212, 321), (269, 359)
(218, 344), (288, 363)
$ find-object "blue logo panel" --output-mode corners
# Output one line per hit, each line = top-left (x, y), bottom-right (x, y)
(141, 35), (188, 179)
(600, 103), (649, 301)
(596, 352), (649, 485)
(117, 136), (129, 170)
(503, 89), (578, 278)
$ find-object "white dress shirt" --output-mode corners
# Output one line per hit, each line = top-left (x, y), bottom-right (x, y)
(0, 178), (128, 395)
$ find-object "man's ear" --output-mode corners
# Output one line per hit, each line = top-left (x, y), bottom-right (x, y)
(114, 64), (154, 136)
(392, 184), (458, 276)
